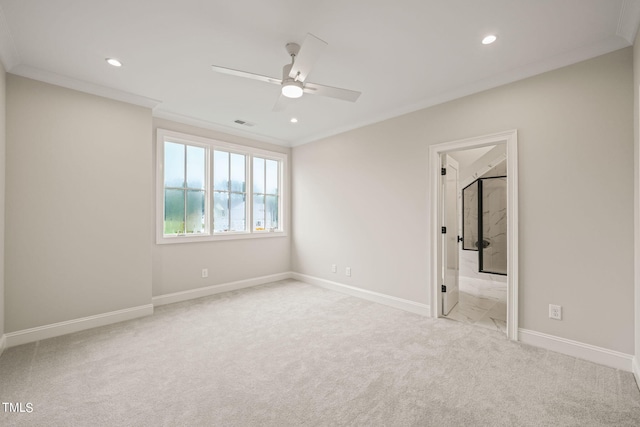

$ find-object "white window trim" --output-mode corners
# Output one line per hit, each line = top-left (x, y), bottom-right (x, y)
(156, 129), (288, 244)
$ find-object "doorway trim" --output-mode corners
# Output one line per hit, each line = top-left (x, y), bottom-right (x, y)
(428, 130), (519, 340)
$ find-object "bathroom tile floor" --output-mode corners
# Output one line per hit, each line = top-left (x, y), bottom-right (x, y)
(445, 276), (507, 334)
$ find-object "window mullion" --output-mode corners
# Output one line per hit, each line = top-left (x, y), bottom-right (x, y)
(263, 159), (267, 229)
(210, 149), (214, 233)
(182, 144), (188, 235)
(206, 147), (211, 235)
(277, 161), (281, 230)
(227, 152), (231, 231)
(248, 155), (252, 233)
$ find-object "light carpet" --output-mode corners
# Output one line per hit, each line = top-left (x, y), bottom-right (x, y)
(1, 279), (639, 426)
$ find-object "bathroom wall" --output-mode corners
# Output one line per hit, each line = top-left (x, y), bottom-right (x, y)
(480, 177), (507, 275)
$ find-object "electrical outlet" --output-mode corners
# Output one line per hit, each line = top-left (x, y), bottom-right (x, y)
(202, 268), (208, 278)
(345, 267), (351, 277)
(549, 304), (562, 320)
(331, 264), (337, 273)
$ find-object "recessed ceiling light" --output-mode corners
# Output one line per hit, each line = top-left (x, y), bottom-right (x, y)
(106, 58), (122, 67)
(290, 118), (298, 123)
(482, 35), (497, 45)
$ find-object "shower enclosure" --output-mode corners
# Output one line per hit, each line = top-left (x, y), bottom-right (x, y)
(462, 176), (507, 275)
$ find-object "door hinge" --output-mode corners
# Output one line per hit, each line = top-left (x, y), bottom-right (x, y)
(441, 285), (447, 292)
(441, 167), (446, 175)
(441, 226), (446, 234)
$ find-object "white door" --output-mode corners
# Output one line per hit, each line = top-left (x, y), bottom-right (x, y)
(442, 154), (459, 315)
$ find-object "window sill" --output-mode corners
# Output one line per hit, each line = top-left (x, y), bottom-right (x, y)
(156, 230), (288, 245)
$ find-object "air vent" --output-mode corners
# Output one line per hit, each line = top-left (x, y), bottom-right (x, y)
(233, 119), (255, 127)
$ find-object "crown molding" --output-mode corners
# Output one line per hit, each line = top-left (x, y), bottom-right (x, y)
(617, 0), (640, 44)
(10, 64), (161, 109)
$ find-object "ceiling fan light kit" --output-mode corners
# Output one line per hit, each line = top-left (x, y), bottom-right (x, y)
(211, 33), (361, 110)
(282, 80), (303, 98)
(281, 62), (304, 98)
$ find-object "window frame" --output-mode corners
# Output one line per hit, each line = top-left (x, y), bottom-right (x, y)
(251, 155), (282, 232)
(162, 140), (210, 236)
(156, 129), (287, 244)
(212, 149), (249, 234)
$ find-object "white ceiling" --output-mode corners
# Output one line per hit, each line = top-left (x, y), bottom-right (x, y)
(1, 0), (639, 147)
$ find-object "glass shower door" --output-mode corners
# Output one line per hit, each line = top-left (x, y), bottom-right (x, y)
(462, 176), (507, 275)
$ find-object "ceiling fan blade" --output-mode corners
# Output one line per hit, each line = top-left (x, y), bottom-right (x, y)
(303, 82), (361, 102)
(211, 65), (281, 85)
(289, 33), (327, 82)
(272, 94), (292, 112)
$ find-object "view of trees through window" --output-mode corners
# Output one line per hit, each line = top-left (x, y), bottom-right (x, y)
(161, 136), (282, 238)
(253, 157), (279, 231)
(164, 142), (206, 235)
(213, 150), (246, 232)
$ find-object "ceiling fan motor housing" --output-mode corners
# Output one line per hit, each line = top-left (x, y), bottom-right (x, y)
(285, 42), (301, 58)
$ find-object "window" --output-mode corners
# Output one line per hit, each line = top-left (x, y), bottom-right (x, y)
(163, 142), (206, 235)
(252, 157), (279, 231)
(157, 129), (286, 243)
(213, 150), (246, 233)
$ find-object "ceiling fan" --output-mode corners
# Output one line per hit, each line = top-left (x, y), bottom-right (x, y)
(211, 33), (361, 111)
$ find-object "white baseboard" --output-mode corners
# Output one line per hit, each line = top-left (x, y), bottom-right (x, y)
(5, 304), (154, 348)
(519, 328), (633, 372)
(292, 273), (431, 316)
(633, 357), (640, 389)
(0, 334), (6, 356)
(152, 272), (294, 307)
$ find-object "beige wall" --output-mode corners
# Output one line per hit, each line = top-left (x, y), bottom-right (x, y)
(5, 75), (153, 332)
(0, 62), (5, 341)
(292, 48), (634, 354)
(634, 32), (640, 371)
(151, 118), (291, 297)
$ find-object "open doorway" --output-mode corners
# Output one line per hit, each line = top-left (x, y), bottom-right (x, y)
(445, 146), (508, 333)
(428, 130), (519, 340)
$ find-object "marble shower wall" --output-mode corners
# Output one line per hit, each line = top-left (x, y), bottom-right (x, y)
(482, 177), (507, 274)
(462, 183), (478, 251)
